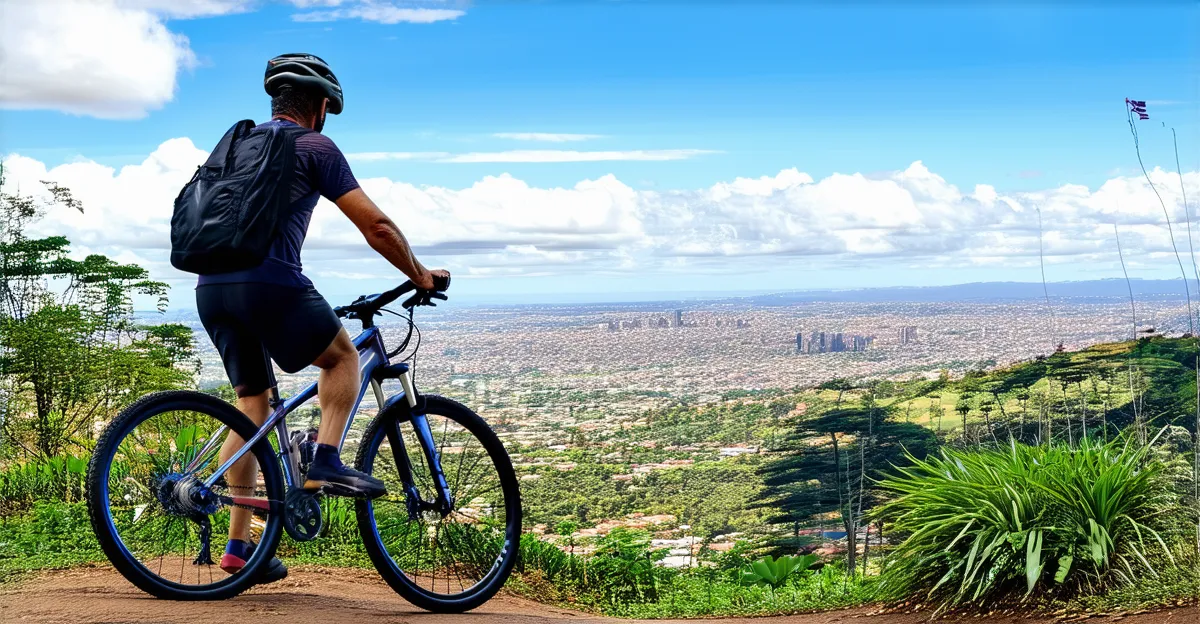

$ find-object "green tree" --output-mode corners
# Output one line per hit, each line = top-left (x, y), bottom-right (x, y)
(758, 405), (938, 572)
(0, 166), (196, 458)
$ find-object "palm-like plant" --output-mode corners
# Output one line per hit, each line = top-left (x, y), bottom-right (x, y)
(873, 434), (1178, 611)
(738, 553), (820, 591)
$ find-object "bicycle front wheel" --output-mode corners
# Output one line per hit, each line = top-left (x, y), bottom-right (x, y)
(85, 391), (286, 600)
(355, 394), (521, 613)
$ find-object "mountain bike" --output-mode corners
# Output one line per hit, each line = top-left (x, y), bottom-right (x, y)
(85, 281), (521, 612)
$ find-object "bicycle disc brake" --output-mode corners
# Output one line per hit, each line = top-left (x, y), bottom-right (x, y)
(283, 488), (323, 542)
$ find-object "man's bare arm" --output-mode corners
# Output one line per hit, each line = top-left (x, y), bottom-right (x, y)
(334, 188), (444, 289)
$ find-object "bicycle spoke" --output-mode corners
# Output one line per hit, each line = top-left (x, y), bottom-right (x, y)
(367, 405), (515, 601)
(97, 398), (282, 592)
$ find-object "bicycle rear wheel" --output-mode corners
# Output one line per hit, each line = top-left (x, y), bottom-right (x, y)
(355, 394), (521, 613)
(85, 391), (285, 600)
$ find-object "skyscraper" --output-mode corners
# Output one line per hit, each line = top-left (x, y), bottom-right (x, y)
(796, 332), (804, 353)
(898, 325), (918, 345)
(808, 331), (827, 354)
(674, 309), (683, 328)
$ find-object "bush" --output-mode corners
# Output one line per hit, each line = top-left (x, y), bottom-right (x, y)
(512, 530), (873, 617)
(0, 455), (88, 515)
(874, 435), (1183, 611)
(514, 528), (668, 607)
(0, 502), (104, 579)
(738, 554), (820, 591)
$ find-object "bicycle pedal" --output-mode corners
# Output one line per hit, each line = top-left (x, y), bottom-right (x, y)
(303, 479), (377, 499)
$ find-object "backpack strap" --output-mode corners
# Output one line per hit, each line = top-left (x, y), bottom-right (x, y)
(221, 120), (257, 173)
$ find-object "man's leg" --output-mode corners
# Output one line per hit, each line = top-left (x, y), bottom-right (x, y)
(312, 328), (359, 449)
(220, 389), (270, 543)
(217, 386), (288, 583)
(303, 329), (386, 497)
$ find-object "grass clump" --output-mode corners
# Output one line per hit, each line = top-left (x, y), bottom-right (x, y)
(874, 435), (1187, 612)
(511, 528), (873, 617)
(0, 502), (105, 583)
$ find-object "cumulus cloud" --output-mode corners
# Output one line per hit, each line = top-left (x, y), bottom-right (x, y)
(0, 0), (205, 119)
(290, 0), (466, 23)
(344, 149), (720, 163)
(440, 149), (720, 163)
(118, 0), (255, 18)
(493, 133), (606, 143)
(346, 151), (453, 162)
(5, 139), (1200, 285)
(0, 0), (460, 120)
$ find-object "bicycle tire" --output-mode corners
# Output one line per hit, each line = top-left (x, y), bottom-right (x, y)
(85, 390), (286, 600)
(355, 394), (521, 613)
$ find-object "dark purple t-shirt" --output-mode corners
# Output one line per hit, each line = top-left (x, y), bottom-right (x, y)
(197, 119), (360, 287)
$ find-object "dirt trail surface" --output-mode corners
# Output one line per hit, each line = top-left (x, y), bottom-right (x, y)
(2, 567), (1197, 624)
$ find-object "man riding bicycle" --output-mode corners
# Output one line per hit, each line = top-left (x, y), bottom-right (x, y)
(196, 53), (448, 583)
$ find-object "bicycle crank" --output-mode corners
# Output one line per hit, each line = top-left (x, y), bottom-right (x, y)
(283, 488), (323, 542)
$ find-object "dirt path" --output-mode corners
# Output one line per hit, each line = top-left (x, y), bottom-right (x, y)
(1, 566), (1196, 624)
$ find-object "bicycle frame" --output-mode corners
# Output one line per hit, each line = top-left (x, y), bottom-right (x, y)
(198, 325), (453, 511)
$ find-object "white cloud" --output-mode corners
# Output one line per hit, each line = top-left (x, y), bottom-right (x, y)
(0, 0), (202, 119)
(440, 149), (720, 163)
(290, 0), (465, 23)
(5, 140), (1200, 285)
(343, 149), (720, 163)
(0, 0), (458, 120)
(346, 151), (452, 162)
(118, 0), (255, 18)
(493, 133), (606, 143)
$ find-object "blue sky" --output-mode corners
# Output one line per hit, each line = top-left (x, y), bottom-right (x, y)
(2, 1), (1199, 306)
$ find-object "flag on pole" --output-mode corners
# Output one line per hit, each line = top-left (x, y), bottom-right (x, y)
(1127, 98), (1148, 119)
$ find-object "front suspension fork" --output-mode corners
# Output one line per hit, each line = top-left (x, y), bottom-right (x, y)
(389, 371), (454, 518)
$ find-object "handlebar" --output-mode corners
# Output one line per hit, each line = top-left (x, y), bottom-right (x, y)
(333, 274), (450, 323)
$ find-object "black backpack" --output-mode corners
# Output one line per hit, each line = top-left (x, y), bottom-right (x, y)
(170, 120), (310, 275)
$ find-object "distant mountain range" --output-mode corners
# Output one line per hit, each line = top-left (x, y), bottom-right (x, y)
(743, 278), (1192, 305)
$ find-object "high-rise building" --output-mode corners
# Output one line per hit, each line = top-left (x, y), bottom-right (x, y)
(830, 332), (846, 352)
(808, 331), (827, 354)
(898, 325), (918, 345)
(795, 332), (804, 353)
(673, 309), (684, 327)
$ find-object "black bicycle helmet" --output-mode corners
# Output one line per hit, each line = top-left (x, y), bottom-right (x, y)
(264, 53), (343, 115)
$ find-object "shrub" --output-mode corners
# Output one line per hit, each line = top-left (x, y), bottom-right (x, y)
(0, 454), (88, 514)
(874, 435), (1181, 611)
(738, 554), (820, 591)
(0, 502), (104, 578)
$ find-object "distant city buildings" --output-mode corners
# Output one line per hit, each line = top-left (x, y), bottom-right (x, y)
(601, 310), (705, 332)
(797, 330), (874, 354)
(899, 325), (918, 345)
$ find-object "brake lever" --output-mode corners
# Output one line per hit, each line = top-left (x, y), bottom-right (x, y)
(402, 290), (449, 309)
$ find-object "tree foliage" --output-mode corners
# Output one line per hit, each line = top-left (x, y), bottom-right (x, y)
(0, 164), (196, 459)
(757, 400), (938, 569)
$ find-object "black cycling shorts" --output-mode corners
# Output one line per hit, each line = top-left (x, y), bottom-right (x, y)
(197, 283), (343, 396)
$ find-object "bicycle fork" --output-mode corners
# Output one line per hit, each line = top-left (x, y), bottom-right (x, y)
(387, 372), (455, 519)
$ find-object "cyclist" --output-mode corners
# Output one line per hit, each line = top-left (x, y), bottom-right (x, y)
(196, 53), (449, 582)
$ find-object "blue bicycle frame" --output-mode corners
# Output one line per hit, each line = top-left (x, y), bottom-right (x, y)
(197, 325), (452, 509)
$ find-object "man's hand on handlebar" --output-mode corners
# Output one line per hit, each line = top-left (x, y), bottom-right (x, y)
(334, 272), (451, 321)
(414, 268), (451, 291)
